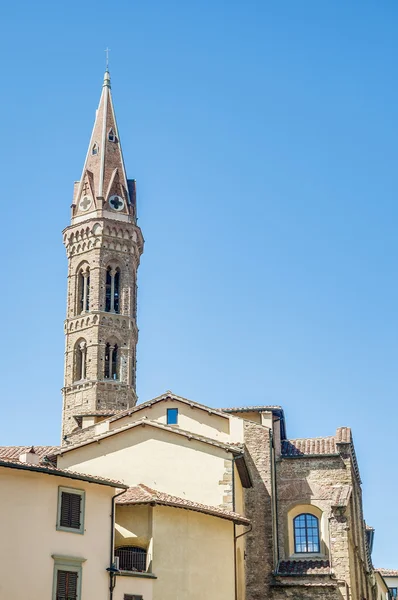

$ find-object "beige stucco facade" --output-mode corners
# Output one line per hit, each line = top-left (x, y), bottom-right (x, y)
(0, 465), (117, 600)
(113, 504), (236, 600)
(58, 423), (240, 508)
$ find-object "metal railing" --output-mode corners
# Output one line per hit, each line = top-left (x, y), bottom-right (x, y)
(115, 547), (148, 573)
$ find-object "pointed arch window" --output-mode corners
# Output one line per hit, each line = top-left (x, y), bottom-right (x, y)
(92, 143), (99, 155)
(77, 266), (90, 314)
(75, 340), (87, 381)
(104, 342), (119, 380)
(105, 266), (121, 313)
(108, 128), (116, 142)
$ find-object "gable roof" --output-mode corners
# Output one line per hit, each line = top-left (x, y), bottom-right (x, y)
(0, 445), (59, 459)
(117, 483), (250, 525)
(55, 418), (243, 457)
(0, 456), (127, 488)
(221, 405), (287, 440)
(106, 391), (230, 424)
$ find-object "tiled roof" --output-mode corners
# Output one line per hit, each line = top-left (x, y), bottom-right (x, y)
(276, 560), (331, 576)
(221, 405), (283, 413)
(281, 437), (338, 456)
(335, 427), (352, 444)
(117, 483), (250, 525)
(106, 392), (230, 425)
(56, 419), (243, 456)
(377, 569), (398, 577)
(0, 446), (59, 459)
(75, 410), (122, 417)
(0, 456), (127, 488)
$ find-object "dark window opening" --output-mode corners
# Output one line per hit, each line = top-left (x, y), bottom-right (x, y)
(167, 408), (178, 425)
(108, 128), (116, 142)
(390, 589), (398, 599)
(105, 343), (118, 380)
(114, 268), (120, 313)
(60, 492), (82, 530)
(293, 513), (320, 553)
(78, 268), (90, 314)
(115, 546), (147, 572)
(56, 570), (78, 600)
(105, 267), (112, 312)
(92, 143), (98, 155)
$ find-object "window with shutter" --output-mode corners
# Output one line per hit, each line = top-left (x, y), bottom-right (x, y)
(57, 487), (85, 534)
(56, 570), (78, 600)
(60, 492), (81, 528)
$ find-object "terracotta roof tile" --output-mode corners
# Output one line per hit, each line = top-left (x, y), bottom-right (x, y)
(335, 427), (352, 444)
(117, 484), (250, 525)
(0, 456), (127, 488)
(281, 437), (338, 457)
(377, 568), (398, 577)
(221, 405), (283, 413)
(56, 419), (243, 456)
(277, 560), (331, 576)
(0, 446), (59, 459)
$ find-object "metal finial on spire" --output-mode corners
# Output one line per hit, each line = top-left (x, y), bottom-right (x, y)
(105, 47), (111, 71)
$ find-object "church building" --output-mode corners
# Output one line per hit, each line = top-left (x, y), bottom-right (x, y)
(0, 69), (390, 600)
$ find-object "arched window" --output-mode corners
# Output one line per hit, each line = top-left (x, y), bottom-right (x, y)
(77, 266), (90, 314)
(104, 342), (119, 380)
(75, 340), (87, 381)
(293, 513), (320, 553)
(92, 143), (99, 155)
(105, 266), (121, 313)
(108, 128), (116, 142)
(115, 546), (147, 572)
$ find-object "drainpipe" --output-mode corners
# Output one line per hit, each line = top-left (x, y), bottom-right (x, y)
(230, 452), (252, 600)
(107, 489), (126, 600)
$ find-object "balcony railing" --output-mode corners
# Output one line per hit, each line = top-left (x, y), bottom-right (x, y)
(115, 547), (148, 573)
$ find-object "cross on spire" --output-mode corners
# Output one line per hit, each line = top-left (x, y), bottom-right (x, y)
(105, 47), (111, 71)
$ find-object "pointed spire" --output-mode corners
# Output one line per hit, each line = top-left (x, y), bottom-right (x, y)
(73, 69), (132, 219)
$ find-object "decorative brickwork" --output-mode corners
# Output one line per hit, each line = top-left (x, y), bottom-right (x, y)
(61, 72), (143, 441)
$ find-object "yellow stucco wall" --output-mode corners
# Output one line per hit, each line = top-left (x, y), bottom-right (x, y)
(107, 400), (242, 442)
(152, 505), (235, 600)
(0, 466), (114, 600)
(59, 425), (233, 506)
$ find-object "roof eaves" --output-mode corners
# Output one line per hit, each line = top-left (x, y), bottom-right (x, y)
(56, 419), (243, 457)
(0, 459), (128, 489)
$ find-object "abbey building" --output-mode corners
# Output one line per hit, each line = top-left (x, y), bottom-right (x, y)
(0, 70), (393, 600)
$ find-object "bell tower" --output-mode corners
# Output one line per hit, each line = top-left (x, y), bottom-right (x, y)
(61, 70), (144, 441)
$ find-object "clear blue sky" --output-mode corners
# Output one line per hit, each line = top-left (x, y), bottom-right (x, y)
(0, 0), (397, 567)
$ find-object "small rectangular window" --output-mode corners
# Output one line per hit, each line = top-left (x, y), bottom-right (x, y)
(57, 487), (85, 534)
(52, 557), (83, 600)
(57, 570), (78, 599)
(124, 595), (143, 600)
(167, 408), (178, 425)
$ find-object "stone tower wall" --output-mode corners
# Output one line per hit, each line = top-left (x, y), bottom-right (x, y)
(61, 218), (143, 439)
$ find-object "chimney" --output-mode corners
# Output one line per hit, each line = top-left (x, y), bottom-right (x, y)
(19, 446), (41, 466)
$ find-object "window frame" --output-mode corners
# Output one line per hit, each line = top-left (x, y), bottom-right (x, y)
(52, 555), (85, 600)
(56, 486), (85, 535)
(167, 408), (179, 425)
(293, 512), (320, 554)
